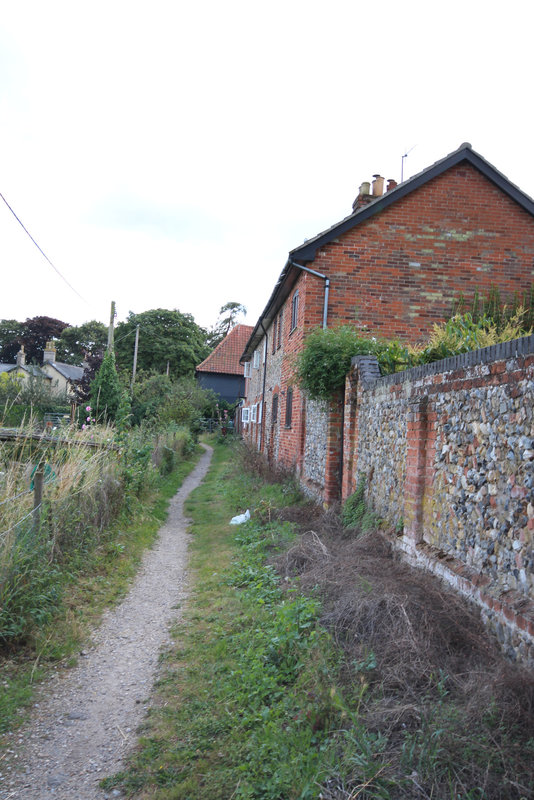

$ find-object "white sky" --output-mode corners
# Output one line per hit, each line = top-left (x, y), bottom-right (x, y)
(1, 0), (533, 335)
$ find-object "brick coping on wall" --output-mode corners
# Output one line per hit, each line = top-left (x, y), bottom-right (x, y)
(353, 333), (534, 388)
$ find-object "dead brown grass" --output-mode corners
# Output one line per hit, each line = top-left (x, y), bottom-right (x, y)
(273, 510), (534, 799)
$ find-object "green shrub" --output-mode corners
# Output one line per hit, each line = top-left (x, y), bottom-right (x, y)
(414, 310), (532, 364)
(295, 326), (410, 401)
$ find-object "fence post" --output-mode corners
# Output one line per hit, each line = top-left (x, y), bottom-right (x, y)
(33, 464), (44, 532)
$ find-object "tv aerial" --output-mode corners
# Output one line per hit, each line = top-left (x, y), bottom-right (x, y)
(401, 144), (417, 182)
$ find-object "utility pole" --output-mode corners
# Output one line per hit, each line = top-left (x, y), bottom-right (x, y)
(131, 324), (140, 389)
(107, 300), (116, 352)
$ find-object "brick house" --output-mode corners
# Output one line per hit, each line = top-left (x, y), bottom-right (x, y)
(240, 143), (534, 503)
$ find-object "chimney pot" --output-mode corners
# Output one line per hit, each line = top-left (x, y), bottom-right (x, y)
(372, 174), (385, 196)
(386, 178), (398, 192)
(352, 180), (372, 212)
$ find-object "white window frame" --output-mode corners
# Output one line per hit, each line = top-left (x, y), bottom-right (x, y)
(253, 350), (260, 369)
(243, 361), (251, 378)
(251, 403), (258, 423)
(241, 407), (250, 423)
(257, 401), (262, 424)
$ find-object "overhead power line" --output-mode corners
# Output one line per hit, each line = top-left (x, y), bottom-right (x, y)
(0, 191), (87, 303)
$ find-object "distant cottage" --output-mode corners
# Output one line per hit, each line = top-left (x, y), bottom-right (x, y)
(0, 340), (85, 399)
(240, 143), (534, 503)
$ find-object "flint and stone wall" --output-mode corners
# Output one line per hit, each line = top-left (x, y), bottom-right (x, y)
(344, 336), (534, 665)
(302, 399), (328, 496)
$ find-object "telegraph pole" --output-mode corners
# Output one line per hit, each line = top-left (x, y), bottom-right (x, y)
(131, 324), (140, 389)
(107, 300), (116, 352)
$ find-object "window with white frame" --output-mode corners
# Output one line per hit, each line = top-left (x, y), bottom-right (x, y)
(250, 403), (257, 423)
(257, 401), (262, 424)
(241, 407), (250, 423)
(243, 361), (251, 378)
(253, 350), (260, 368)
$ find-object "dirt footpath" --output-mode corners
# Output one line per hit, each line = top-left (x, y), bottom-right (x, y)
(0, 443), (213, 800)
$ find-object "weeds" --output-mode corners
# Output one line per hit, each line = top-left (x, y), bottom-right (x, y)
(341, 473), (381, 533)
(0, 422), (203, 735)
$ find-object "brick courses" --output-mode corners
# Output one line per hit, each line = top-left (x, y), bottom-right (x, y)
(241, 145), (534, 504)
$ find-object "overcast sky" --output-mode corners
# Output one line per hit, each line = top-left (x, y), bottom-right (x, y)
(1, 1), (533, 336)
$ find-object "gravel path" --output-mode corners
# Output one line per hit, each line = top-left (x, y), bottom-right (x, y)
(0, 443), (213, 800)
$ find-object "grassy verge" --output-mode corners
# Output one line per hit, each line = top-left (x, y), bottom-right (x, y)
(104, 443), (379, 799)
(104, 441), (534, 800)
(0, 445), (203, 739)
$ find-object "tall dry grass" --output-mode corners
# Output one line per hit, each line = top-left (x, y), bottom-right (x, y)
(0, 420), (122, 648)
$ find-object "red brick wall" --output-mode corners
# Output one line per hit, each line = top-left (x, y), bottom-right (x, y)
(311, 164), (534, 343)
(277, 274), (309, 472)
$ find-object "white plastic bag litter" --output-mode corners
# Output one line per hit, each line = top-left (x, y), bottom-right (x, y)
(229, 509), (251, 525)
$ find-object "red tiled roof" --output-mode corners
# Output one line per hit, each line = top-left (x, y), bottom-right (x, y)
(196, 324), (254, 375)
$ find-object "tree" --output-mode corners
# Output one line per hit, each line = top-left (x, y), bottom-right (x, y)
(207, 302), (247, 348)
(71, 351), (104, 407)
(0, 316), (70, 364)
(0, 319), (24, 363)
(90, 351), (122, 421)
(56, 321), (108, 365)
(114, 309), (209, 377)
(21, 316), (70, 363)
(130, 372), (216, 427)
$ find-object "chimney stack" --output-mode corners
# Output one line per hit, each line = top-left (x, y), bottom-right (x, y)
(43, 341), (57, 364)
(352, 181), (373, 212)
(372, 174), (385, 196)
(16, 345), (26, 367)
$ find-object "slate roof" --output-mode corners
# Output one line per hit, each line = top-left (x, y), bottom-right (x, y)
(47, 362), (85, 381)
(196, 324), (254, 375)
(241, 142), (534, 361)
(0, 363), (51, 379)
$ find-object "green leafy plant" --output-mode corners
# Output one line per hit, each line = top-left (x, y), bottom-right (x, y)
(451, 284), (534, 331)
(90, 350), (122, 422)
(414, 309), (532, 364)
(295, 326), (411, 401)
(342, 474), (381, 532)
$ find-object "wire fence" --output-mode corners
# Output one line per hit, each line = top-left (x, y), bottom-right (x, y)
(0, 505), (41, 542)
(0, 445), (116, 543)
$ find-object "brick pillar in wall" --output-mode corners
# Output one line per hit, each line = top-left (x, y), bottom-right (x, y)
(324, 392), (344, 505)
(342, 366), (359, 501)
(403, 396), (429, 544)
